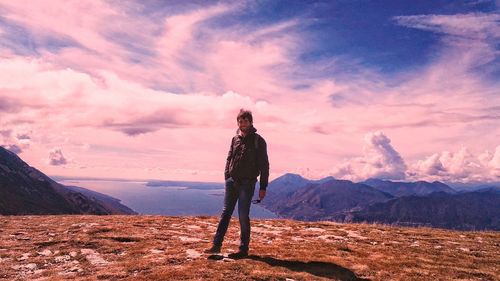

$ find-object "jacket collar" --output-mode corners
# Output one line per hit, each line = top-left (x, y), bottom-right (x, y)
(236, 126), (257, 138)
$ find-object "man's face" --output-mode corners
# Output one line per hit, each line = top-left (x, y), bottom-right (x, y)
(237, 118), (251, 132)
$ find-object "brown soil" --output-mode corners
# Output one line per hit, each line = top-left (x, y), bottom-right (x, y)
(0, 215), (498, 280)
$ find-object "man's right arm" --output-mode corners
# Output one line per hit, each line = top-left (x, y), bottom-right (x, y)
(224, 137), (234, 180)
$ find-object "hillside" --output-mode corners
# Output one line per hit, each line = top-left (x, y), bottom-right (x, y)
(0, 215), (498, 280)
(0, 146), (135, 215)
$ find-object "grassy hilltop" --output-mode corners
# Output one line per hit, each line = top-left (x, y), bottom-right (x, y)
(0, 215), (498, 280)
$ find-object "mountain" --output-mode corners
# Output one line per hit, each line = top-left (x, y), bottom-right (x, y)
(64, 185), (136, 215)
(263, 177), (393, 221)
(262, 173), (324, 212)
(261, 173), (499, 230)
(446, 181), (500, 192)
(474, 186), (500, 193)
(345, 190), (500, 230)
(0, 146), (135, 215)
(146, 180), (224, 190)
(263, 173), (312, 202)
(264, 173), (337, 201)
(362, 178), (456, 197)
(1, 215), (497, 280)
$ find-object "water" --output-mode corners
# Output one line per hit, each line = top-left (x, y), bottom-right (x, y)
(58, 179), (277, 218)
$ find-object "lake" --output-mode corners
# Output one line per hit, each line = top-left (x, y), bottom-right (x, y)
(58, 179), (277, 218)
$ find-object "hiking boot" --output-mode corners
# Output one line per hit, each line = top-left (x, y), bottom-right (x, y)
(228, 250), (248, 259)
(204, 245), (221, 254)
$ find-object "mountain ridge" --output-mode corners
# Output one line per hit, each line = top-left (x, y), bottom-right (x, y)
(261, 174), (499, 230)
(0, 146), (135, 215)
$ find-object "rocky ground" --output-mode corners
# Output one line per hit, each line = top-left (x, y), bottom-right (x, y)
(0, 215), (498, 280)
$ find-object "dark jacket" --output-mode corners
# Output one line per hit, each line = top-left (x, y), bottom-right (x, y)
(224, 126), (270, 190)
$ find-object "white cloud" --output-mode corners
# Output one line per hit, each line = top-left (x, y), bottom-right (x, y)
(0, 127), (31, 154)
(0, 5), (498, 182)
(490, 146), (500, 167)
(0, 58), (270, 137)
(394, 13), (500, 41)
(394, 12), (499, 74)
(332, 131), (407, 181)
(48, 148), (67, 166)
(490, 146), (500, 176)
(410, 146), (500, 182)
(3, 144), (22, 154)
(332, 132), (500, 183)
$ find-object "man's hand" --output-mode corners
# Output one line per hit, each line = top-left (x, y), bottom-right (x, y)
(259, 189), (266, 200)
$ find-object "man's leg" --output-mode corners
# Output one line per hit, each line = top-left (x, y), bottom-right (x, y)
(237, 179), (256, 254)
(212, 178), (239, 248)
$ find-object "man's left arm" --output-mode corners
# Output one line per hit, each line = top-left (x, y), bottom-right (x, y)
(258, 137), (269, 199)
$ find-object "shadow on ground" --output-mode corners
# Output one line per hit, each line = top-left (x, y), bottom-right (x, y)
(208, 254), (369, 280)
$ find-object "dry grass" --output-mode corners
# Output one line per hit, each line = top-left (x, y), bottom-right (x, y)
(0, 215), (498, 280)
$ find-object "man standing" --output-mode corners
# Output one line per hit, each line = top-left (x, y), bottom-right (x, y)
(206, 109), (269, 258)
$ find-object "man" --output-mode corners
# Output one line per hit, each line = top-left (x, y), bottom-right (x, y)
(205, 109), (270, 258)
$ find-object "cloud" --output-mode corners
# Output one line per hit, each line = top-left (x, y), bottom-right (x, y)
(0, 96), (23, 112)
(3, 144), (22, 154)
(15, 133), (30, 140)
(0, 127), (31, 154)
(490, 146), (500, 176)
(0, 0), (301, 100)
(0, 4), (498, 182)
(410, 145), (500, 182)
(113, 127), (157, 137)
(362, 132), (407, 178)
(394, 12), (499, 73)
(332, 131), (407, 181)
(0, 130), (11, 138)
(412, 153), (446, 176)
(413, 148), (480, 181)
(332, 132), (500, 183)
(0, 58), (270, 136)
(394, 13), (500, 41)
(48, 148), (67, 166)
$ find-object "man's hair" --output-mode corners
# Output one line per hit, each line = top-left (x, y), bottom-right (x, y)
(237, 109), (253, 123)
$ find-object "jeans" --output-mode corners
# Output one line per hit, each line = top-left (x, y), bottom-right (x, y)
(213, 177), (256, 252)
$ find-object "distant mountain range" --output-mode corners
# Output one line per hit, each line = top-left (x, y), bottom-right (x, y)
(146, 180), (224, 190)
(262, 173), (500, 230)
(2, 144), (498, 230)
(446, 181), (500, 192)
(361, 178), (456, 197)
(262, 174), (393, 221)
(343, 189), (500, 230)
(0, 146), (136, 215)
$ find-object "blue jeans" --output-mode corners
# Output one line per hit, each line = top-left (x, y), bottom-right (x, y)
(213, 177), (256, 252)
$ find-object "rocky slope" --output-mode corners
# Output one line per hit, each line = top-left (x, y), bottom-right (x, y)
(0, 146), (135, 215)
(0, 216), (498, 280)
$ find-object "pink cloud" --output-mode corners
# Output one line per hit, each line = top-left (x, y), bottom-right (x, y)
(332, 132), (407, 181)
(332, 132), (500, 183)
(410, 145), (500, 183)
(0, 7), (498, 182)
(48, 148), (67, 166)
(490, 146), (500, 177)
(0, 125), (31, 154)
(394, 13), (500, 41)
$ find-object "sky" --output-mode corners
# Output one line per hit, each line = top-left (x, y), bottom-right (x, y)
(0, 0), (499, 184)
